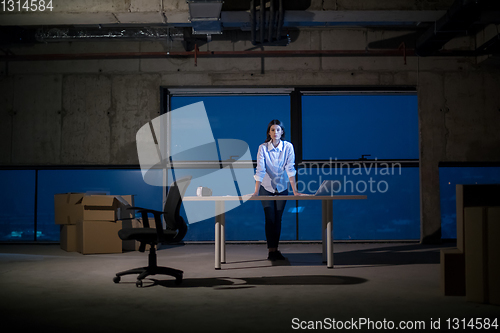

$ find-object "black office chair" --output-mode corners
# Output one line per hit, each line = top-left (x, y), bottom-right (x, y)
(113, 176), (192, 287)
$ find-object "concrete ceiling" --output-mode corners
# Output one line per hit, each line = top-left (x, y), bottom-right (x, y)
(0, 0), (499, 59)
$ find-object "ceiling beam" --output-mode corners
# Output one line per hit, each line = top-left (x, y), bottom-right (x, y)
(416, 0), (500, 56)
(0, 10), (445, 27)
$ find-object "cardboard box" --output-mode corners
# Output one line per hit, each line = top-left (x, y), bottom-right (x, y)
(60, 225), (78, 252)
(54, 193), (85, 225)
(121, 218), (157, 251)
(77, 220), (123, 254)
(55, 193), (134, 225)
(456, 185), (464, 252)
(464, 206), (500, 304)
(76, 195), (134, 222)
(465, 207), (487, 303)
(76, 195), (121, 221)
(454, 185), (500, 303)
(456, 184), (500, 251)
(487, 207), (500, 305)
(440, 248), (465, 296)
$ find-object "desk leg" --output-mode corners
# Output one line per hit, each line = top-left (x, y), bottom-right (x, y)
(326, 200), (334, 268)
(220, 206), (226, 264)
(322, 201), (327, 263)
(215, 201), (225, 270)
(215, 216), (221, 270)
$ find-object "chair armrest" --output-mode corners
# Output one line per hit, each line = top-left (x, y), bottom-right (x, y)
(127, 206), (163, 215)
(127, 207), (165, 239)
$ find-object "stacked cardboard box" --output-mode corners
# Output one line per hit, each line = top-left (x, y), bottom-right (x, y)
(440, 184), (500, 304)
(56, 193), (85, 252)
(55, 193), (134, 254)
(464, 206), (500, 305)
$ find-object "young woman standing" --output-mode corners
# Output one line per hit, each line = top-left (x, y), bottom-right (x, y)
(252, 119), (304, 261)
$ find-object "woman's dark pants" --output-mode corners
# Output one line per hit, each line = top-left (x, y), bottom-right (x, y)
(259, 186), (288, 249)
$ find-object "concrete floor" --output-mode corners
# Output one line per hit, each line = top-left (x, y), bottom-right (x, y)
(0, 242), (498, 332)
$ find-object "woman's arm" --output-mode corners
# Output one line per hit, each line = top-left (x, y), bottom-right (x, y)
(289, 176), (304, 196)
(252, 145), (265, 196)
(252, 180), (261, 196)
(284, 143), (303, 196)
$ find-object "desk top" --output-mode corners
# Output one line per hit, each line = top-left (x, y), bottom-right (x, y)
(183, 195), (367, 201)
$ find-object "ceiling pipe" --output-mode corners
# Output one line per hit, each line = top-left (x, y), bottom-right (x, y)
(249, 0), (288, 47)
(259, 0), (264, 45)
(276, 0), (283, 41)
(268, 0), (275, 43)
(3, 47), (496, 62)
(3, 47), (496, 63)
(0, 48), (416, 62)
(250, 0), (256, 45)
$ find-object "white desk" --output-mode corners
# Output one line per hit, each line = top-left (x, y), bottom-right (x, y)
(182, 195), (367, 269)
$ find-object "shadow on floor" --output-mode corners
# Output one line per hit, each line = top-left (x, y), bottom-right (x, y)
(220, 243), (449, 269)
(331, 243), (446, 267)
(264, 243), (450, 268)
(130, 274), (369, 289)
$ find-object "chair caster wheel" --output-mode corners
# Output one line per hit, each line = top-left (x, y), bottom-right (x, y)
(113, 276), (120, 283)
(136, 280), (143, 288)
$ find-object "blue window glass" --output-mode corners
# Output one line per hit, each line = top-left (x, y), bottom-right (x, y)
(296, 166), (420, 240)
(170, 95), (291, 160)
(439, 166), (500, 239)
(0, 170), (36, 241)
(302, 94), (418, 160)
(36, 169), (163, 242)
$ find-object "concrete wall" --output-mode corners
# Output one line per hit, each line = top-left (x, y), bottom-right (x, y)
(1, 28), (499, 243)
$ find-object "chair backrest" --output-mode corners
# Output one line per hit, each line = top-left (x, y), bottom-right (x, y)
(163, 176), (192, 242)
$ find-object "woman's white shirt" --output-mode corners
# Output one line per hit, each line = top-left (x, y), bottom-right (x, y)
(254, 140), (296, 193)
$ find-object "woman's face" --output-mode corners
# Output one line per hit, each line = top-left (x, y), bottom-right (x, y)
(269, 124), (283, 141)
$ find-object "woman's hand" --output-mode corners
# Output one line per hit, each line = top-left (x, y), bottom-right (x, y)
(293, 191), (310, 196)
(289, 176), (311, 196)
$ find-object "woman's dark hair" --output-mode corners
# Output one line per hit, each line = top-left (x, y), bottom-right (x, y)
(265, 119), (286, 142)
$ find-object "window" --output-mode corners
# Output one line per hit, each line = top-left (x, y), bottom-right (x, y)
(298, 92), (420, 240)
(302, 93), (418, 160)
(0, 170), (36, 241)
(170, 94), (291, 160)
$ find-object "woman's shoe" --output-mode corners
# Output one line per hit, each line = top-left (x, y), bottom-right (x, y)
(267, 251), (277, 261)
(274, 250), (286, 260)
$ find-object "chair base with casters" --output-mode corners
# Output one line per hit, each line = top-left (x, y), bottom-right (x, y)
(113, 246), (183, 287)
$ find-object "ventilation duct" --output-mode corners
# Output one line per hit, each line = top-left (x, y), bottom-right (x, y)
(187, 0), (223, 36)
